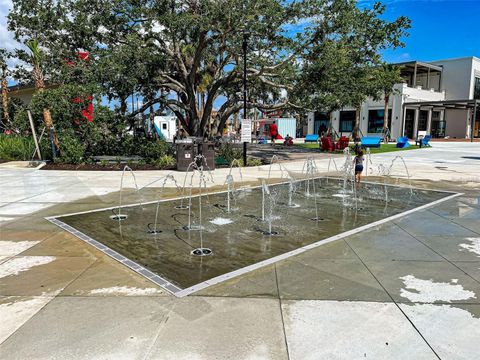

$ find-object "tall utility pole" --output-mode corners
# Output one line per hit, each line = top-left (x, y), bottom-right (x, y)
(242, 29), (249, 166)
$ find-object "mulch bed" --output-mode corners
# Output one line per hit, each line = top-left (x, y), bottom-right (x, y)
(41, 163), (176, 171)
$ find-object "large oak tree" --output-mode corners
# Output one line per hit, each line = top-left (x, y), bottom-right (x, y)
(7, 0), (410, 138)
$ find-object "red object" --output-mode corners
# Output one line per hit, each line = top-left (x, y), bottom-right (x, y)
(265, 110), (281, 118)
(66, 51), (90, 67)
(336, 136), (350, 151)
(284, 138), (293, 146)
(269, 123), (278, 137)
(67, 51), (94, 123)
(321, 136), (335, 152)
(72, 95), (94, 123)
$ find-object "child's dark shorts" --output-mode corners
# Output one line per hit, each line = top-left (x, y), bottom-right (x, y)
(355, 164), (364, 173)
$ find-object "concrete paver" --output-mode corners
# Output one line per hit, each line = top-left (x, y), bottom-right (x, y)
(0, 256), (96, 296)
(146, 297), (288, 360)
(20, 232), (100, 258)
(282, 300), (436, 359)
(399, 303), (480, 359)
(415, 235), (480, 262)
(276, 258), (391, 301)
(0, 297), (174, 360)
(195, 264), (278, 298)
(365, 260), (480, 304)
(394, 210), (478, 237)
(0, 239), (42, 257)
(60, 256), (169, 297)
(453, 261), (480, 282)
(345, 223), (443, 262)
(0, 295), (55, 344)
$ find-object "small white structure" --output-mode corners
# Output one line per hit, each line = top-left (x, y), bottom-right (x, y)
(154, 116), (177, 142)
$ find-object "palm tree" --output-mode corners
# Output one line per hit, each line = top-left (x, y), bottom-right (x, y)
(26, 39), (59, 150)
(374, 64), (403, 142)
(0, 50), (11, 129)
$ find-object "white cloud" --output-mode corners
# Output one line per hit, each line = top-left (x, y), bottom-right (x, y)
(0, 0), (19, 51)
(0, 0), (25, 69)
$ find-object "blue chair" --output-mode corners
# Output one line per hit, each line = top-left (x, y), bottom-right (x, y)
(361, 137), (382, 148)
(396, 136), (410, 148)
(305, 134), (319, 143)
(257, 135), (268, 144)
(420, 135), (432, 147)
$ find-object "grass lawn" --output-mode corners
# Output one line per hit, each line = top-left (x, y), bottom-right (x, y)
(295, 143), (423, 154)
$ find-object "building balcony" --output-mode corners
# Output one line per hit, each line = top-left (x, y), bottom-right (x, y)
(396, 83), (446, 103)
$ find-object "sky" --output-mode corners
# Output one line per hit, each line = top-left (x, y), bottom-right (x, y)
(360, 0), (480, 63)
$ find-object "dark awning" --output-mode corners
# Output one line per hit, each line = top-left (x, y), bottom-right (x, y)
(404, 99), (480, 109)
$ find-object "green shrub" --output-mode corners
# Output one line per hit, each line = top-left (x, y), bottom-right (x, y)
(0, 135), (36, 161)
(245, 157), (263, 167)
(136, 140), (172, 161)
(153, 154), (176, 168)
(56, 133), (86, 164)
(217, 142), (242, 164)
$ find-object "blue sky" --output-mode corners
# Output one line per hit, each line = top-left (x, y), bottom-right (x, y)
(362, 0), (480, 63)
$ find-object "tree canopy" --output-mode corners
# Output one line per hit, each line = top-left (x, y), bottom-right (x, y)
(5, 0), (411, 137)
(294, 1), (410, 136)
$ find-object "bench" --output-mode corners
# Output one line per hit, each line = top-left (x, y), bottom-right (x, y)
(305, 134), (319, 143)
(361, 137), (382, 148)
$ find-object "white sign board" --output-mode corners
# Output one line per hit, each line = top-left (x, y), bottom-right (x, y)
(241, 118), (252, 143)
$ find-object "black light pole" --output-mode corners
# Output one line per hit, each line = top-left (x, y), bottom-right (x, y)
(472, 100), (477, 143)
(242, 29), (249, 166)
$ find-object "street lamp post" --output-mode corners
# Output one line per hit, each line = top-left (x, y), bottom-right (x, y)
(242, 29), (249, 166)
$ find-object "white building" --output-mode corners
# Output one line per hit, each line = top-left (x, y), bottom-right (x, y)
(153, 115), (177, 142)
(307, 57), (480, 140)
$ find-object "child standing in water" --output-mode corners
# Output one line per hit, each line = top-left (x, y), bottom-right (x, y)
(354, 149), (364, 184)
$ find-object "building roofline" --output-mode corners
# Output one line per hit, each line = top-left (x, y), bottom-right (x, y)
(404, 99), (480, 109)
(391, 60), (443, 72)
(8, 82), (57, 95)
(428, 56), (480, 63)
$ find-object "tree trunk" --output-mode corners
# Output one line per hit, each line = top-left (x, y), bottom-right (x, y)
(120, 98), (127, 116)
(353, 106), (361, 142)
(149, 105), (157, 139)
(328, 111), (335, 139)
(201, 92), (206, 136)
(33, 64), (59, 152)
(383, 93), (390, 142)
(42, 108), (54, 129)
(1, 73), (10, 126)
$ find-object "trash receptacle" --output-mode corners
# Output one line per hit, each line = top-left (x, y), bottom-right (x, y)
(199, 142), (216, 170)
(176, 142), (195, 171)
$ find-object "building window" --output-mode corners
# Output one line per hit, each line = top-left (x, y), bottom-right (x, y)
(418, 110), (428, 132)
(367, 110), (391, 133)
(431, 111), (445, 138)
(339, 111), (355, 132)
(314, 111), (329, 135)
(474, 77), (480, 100)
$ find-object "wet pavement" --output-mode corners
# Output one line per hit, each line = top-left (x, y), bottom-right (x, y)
(56, 179), (449, 291)
(1, 142), (480, 359)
